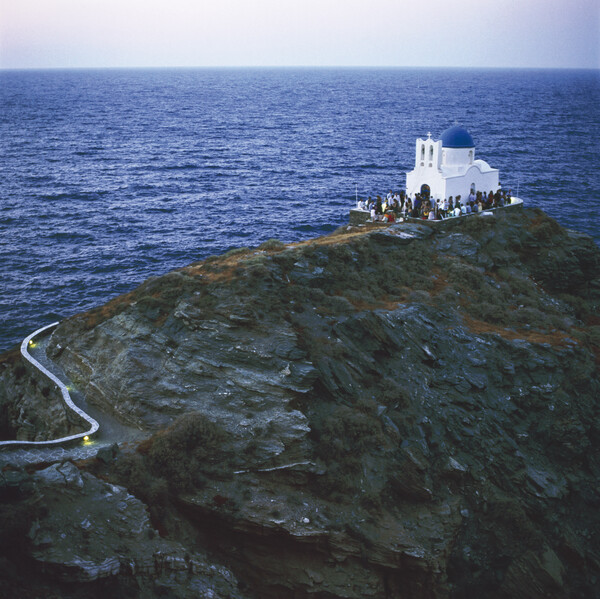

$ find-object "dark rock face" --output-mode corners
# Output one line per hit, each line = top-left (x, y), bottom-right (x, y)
(1, 208), (599, 598)
(0, 348), (74, 442)
(0, 461), (245, 598)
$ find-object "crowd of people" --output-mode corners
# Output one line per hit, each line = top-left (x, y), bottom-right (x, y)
(356, 188), (513, 222)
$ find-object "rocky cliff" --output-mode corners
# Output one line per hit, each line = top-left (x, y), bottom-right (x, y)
(1, 207), (599, 598)
(0, 347), (77, 443)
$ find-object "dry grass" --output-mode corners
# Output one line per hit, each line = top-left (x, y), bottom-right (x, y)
(79, 289), (139, 330)
(462, 315), (577, 348)
(187, 263), (239, 283)
(289, 226), (377, 249)
(430, 266), (449, 296)
(183, 227), (379, 284)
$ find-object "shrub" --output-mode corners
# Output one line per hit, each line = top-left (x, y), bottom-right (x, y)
(379, 377), (412, 408)
(557, 293), (590, 321)
(445, 260), (485, 291)
(242, 254), (266, 267)
(500, 271), (538, 298)
(318, 458), (362, 499)
(407, 290), (431, 304)
(470, 301), (508, 324)
(507, 306), (553, 330)
(223, 247), (250, 258)
(257, 239), (286, 251)
(530, 218), (562, 241)
(114, 413), (230, 500)
(462, 215), (495, 236)
(315, 405), (385, 461)
(148, 413), (228, 491)
(436, 286), (460, 307)
(271, 249), (297, 271)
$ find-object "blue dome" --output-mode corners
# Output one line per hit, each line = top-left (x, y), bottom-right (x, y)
(440, 126), (475, 148)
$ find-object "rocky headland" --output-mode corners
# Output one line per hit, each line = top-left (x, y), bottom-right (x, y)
(1, 207), (599, 598)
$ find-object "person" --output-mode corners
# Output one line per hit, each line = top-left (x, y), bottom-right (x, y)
(441, 197), (448, 218)
(414, 194), (422, 215)
(465, 201), (472, 214)
(468, 189), (476, 205)
(387, 190), (393, 204)
(453, 202), (462, 218)
(428, 206), (436, 220)
(404, 198), (412, 217)
(376, 196), (383, 215)
(357, 198), (366, 210)
(477, 199), (483, 212)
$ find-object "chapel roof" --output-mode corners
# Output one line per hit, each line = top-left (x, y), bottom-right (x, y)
(440, 125), (475, 149)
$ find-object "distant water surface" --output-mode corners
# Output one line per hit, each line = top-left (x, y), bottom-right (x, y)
(1, 68), (599, 351)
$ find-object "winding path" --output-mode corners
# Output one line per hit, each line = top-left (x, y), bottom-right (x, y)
(4, 322), (99, 447)
(0, 323), (140, 468)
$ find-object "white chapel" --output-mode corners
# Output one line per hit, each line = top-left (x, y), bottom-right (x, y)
(405, 126), (500, 201)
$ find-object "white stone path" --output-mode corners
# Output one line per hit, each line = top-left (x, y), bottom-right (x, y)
(0, 323), (131, 468)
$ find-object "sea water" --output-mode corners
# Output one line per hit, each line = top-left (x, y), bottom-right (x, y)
(1, 68), (599, 351)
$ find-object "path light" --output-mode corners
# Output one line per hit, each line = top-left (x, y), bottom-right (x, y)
(13, 322), (101, 450)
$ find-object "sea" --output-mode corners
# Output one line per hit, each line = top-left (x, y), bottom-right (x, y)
(1, 68), (599, 352)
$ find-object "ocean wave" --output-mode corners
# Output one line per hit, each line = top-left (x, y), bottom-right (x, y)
(158, 163), (200, 171)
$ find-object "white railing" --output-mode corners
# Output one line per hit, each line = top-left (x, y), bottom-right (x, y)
(0, 322), (99, 448)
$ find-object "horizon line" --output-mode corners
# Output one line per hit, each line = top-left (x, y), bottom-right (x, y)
(1, 64), (599, 72)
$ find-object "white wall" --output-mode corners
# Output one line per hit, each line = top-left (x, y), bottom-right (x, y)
(444, 165), (499, 202)
(442, 147), (474, 167)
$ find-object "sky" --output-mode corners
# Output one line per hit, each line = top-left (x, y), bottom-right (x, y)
(0, 0), (598, 69)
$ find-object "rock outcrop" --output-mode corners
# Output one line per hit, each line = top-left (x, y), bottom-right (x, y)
(0, 461), (245, 598)
(0, 347), (76, 442)
(1, 207), (599, 598)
